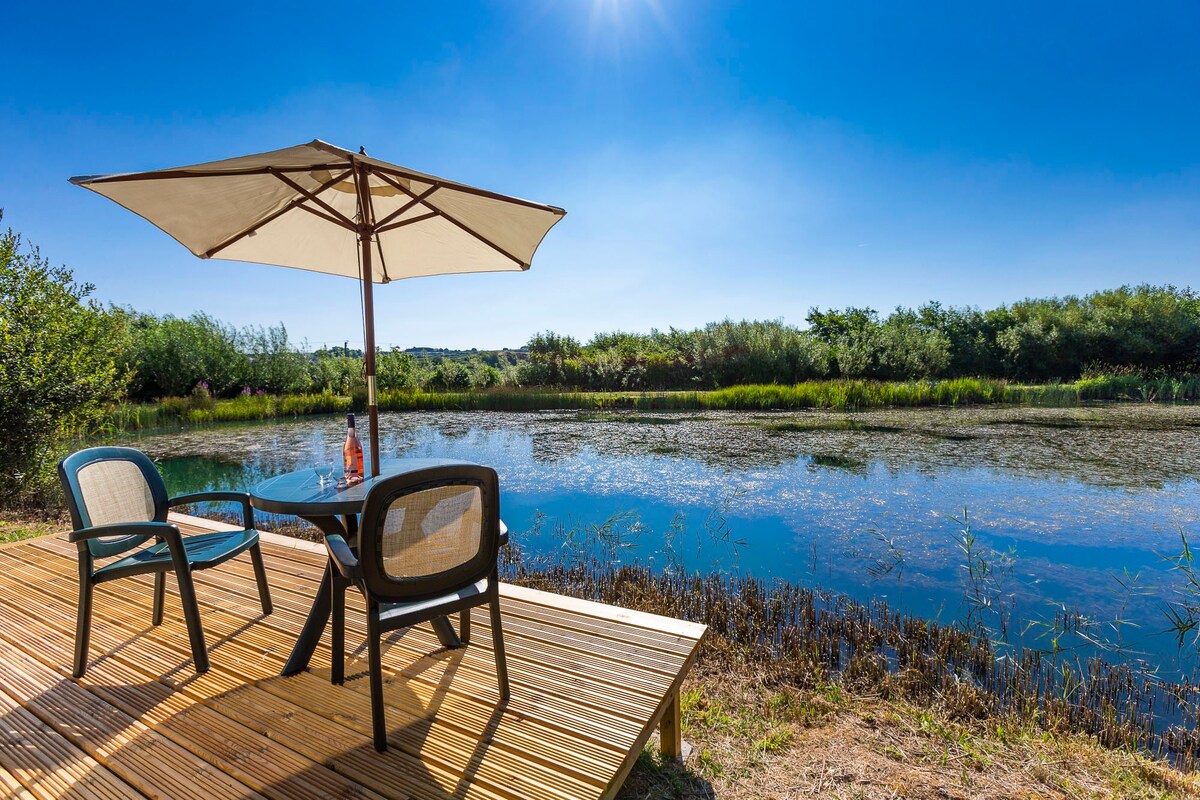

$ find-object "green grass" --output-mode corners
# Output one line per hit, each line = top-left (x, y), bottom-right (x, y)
(102, 375), (1200, 432)
(0, 518), (62, 545)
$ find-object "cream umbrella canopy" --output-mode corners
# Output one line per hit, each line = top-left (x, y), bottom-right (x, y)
(72, 140), (566, 476)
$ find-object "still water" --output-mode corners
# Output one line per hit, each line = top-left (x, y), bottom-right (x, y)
(121, 404), (1200, 677)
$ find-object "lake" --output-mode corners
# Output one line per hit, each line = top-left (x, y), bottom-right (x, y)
(120, 404), (1200, 678)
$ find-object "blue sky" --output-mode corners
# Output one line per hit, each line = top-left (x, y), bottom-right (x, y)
(3, 1), (1198, 349)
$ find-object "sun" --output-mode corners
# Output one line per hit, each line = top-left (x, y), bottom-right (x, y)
(584, 0), (684, 61)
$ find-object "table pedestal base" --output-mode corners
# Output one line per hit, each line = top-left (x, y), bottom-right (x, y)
(281, 514), (461, 677)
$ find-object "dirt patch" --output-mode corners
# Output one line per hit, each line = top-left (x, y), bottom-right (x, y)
(619, 670), (1197, 799)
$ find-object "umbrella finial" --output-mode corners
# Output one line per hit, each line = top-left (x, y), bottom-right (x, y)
(359, 146), (367, 156)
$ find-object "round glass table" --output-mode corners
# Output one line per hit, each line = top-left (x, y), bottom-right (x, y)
(250, 458), (471, 675)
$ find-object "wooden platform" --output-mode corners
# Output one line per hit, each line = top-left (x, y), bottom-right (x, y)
(0, 515), (705, 800)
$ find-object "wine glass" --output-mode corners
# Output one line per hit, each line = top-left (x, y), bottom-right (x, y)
(313, 464), (336, 487)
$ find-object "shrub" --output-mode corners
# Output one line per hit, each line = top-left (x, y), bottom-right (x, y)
(0, 216), (128, 508)
(119, 311), (246, 397)
(240, 324), (311, 394)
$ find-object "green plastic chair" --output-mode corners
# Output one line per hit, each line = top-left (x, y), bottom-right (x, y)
(323, 463), (509, 751)
(58, 446), (272, 677)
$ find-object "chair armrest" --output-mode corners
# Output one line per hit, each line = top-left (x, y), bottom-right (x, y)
(69, 520), (181, 544)
(168, 491), (254, 530)
(499, 519), (509, 547)
(325, 535), (362, 579)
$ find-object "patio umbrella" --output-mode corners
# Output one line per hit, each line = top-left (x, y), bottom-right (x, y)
(71, 140), (566, 477)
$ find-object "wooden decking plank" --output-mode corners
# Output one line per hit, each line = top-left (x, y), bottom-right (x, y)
(0, 595), (386, 800)
(0, 569), (570, 800)
(0, 635), (266, 800)
(0, 546), (650, 748)
(488, 613), (684, 675)
(597, 630), (705, 800)
(279, 670), (614, 788)
(2, 530), (706, 800)
(305, 665), (627, 775)
(89, 551), (674, 721)
(98, 682), (388, 800)
(0, 690), (141, 800)
(10, 541), (662, 747)
(213, 534), (702, 654)
(163, 552), (678, 698)
(216, 538), (696, 674)
(0, 764), (39, 800)
(500, 581), (707, 641)
(245, 677), (601, 800)
(35, 534), (696, 681)
(0, 552), (607, 800)
(496, 594), (699, 657)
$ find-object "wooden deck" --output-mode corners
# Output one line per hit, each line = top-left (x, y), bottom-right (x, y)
(0, 515), (705, 800)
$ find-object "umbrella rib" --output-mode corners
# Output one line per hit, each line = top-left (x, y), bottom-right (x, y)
(361, 174), (391, 284)
(365, 161), (566, 215)
(373, 234), (390, 283)
(71, 164), (351, 184)
(375, 211), (439, 235)
(295, 202), (355, 229)
(373, 172), (529, 268)
(373, 184), (440, 230)
(203, 168), (353, 258)
(268, 169), (357, 229)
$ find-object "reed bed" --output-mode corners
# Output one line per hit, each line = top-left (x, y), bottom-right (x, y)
(103, 374), (1200, 432)
(502, 553), (1200, 771)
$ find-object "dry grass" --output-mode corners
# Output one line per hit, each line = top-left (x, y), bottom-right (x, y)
(620, 666), (1198, 799)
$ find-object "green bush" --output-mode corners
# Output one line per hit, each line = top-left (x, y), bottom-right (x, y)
(240, 324), (311, 394)
(0, 216), (128, 507)
(118, 310), (246, 397)
(375, 349), (424, 391)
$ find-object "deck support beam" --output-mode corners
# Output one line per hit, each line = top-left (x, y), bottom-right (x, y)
(659, 689), (682, 761)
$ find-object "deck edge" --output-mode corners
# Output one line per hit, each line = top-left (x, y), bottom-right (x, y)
(177, 513), (710, 642)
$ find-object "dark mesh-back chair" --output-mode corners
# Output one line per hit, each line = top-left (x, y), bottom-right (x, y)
(58, 446), (272, 677)
(324, 464), (509, 751)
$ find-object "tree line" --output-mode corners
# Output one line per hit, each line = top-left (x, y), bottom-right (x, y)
(522, 286), (1200, 389)
(4, 213), (1200, 505)
(111, 284), (1200, 398)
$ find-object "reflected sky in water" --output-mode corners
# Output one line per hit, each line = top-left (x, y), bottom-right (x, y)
(121, 404), (1200, 675)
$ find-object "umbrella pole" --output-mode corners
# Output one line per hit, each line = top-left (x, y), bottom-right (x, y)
(360, 233), (381, 478)
(355, 161), (382, 478)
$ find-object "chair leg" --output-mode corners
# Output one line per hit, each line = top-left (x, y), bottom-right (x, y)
(367, 605), (387, 751)
(152, 572), (165, 626)
(489, 590), (510, 702)
(331, 576), (346, 685)
(73, 578), (93, 679)
(164, 535), (209, 673)
(249, 543), (273, 616)
(175, 566), (209, 673)
(460, 607), (471, 644)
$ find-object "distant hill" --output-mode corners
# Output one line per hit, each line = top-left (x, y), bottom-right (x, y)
(405, 346), (528, 360)
(309, 345), (528, 367)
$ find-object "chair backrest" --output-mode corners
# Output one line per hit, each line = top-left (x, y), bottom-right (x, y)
(58, 447), (169, 558)
(358, 464), (501, 603)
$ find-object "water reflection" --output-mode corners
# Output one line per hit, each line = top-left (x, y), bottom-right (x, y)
(118, 404), (1200, 674)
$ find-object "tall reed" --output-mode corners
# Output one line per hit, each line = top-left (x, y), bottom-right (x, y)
(102, 374), (1200, 432)
(503, 549), (1200, 770)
